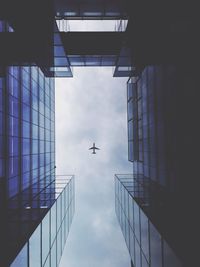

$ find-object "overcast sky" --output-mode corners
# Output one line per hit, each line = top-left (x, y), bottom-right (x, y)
(55, 67), (132, 267)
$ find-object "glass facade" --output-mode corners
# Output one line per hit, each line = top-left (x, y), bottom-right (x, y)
(9, 176), (75, 267)
(0, 20), (75, 267)
(2, 65), (55, 198)
(122, 64), (199, 266)
(115, 175), (182, 267)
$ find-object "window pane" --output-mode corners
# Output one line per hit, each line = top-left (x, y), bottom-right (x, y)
(42, 212), (50, 265)
(51, 240), (57, 267)
(134, 203), (140, 243)
(29, 225), (41, 267)
(140, 209), (149, 262)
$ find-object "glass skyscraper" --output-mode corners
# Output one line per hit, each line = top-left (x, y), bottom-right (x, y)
(115, 63), (199, 267)
(0, 21), (75, 267)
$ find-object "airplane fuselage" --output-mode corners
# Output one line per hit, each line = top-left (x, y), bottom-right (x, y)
(89, 143), (100, 154)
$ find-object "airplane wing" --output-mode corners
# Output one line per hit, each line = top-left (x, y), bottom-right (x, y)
(94, 146), (100, 150)
(89, 147), (93, 150)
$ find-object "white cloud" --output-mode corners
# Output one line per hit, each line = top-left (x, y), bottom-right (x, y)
(56, 67), (132, 267)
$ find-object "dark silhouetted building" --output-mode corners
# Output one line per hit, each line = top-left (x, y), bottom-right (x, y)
(115, 63), (199, 267)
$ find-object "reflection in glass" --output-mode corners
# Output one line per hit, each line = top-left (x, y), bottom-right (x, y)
(42, 212), (50, 265)
(140, 209), (149, 262)
(29, 225), (41, 267)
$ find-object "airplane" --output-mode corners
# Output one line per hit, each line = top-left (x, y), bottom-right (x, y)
(89, 143), (100, 154)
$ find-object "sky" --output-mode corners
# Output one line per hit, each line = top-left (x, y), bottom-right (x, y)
(55, 67), (133, 267)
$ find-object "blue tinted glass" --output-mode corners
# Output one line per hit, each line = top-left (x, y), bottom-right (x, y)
(40, 140), (45, 153)
(134, 203), (140, 242)
(9, 137), (19, 156)
(39, 89), (44, 102)
(54, 57), (69, 66)
(140, 210), (149, 262)
(51, 203), (57, 245)
(128, 120), (133, 140)
(39, 74), (44, 89)
(42, 213), (50, 265)
(22, 68), (30, 87)
(22, 121), (30, 138)
(32, 139), (38, 154)
(46, 153), (51, 165)
(57, 229), (62, 264)
(32, 110), (38, 125)
(127, 83), (133, 100)
(32, 154), (38, 169)
(0, 89), (3, 112)
(129, 229), (135, 264)
(32, 94), (38, 111)
(9, 77), (19, 98)
(57, 196), (61, 232)
(46, 130), (51, 141)
(54, 46), (65, 57)
(46, 119), (50, 130)
(32, 79), (38, 96)
(129, 195), (134, 230)
(22, 155), (30, 173)
(128, 141), (133, 161)
(85, 56), (101, 66)
(12, 66), (20, 78)
(68, 56), (85, 66)
(102, 56), (116, 65)
(0, 112), (3, 134)
(23, 138), (30, 155)
(40, 153), (44, 167)
(39, 101), (44, 115)
(135, 239), (141, 267)
(39, 114), (45, 127)
(128, 100), (133, 120)
(22, 171), (30, 190)
(9, 96), (19, 117)
(0, 158), (4, 176)
(29, 225), (41, 267)
(46, 142), (50, 153)
(47, 108), (51, 119)
(9, 116), (19, 136)
(31, 67), (38, 82)
(23, 104), (30, 122)
(51, 241), (57, 267)
(0, 135), (3, 157)
(142, 253), (149, 267)
(32, 124), (38, 139)
(8, 176), (19, 197)
(8, 157), (19, 177)
(22, 87), (30, 103)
